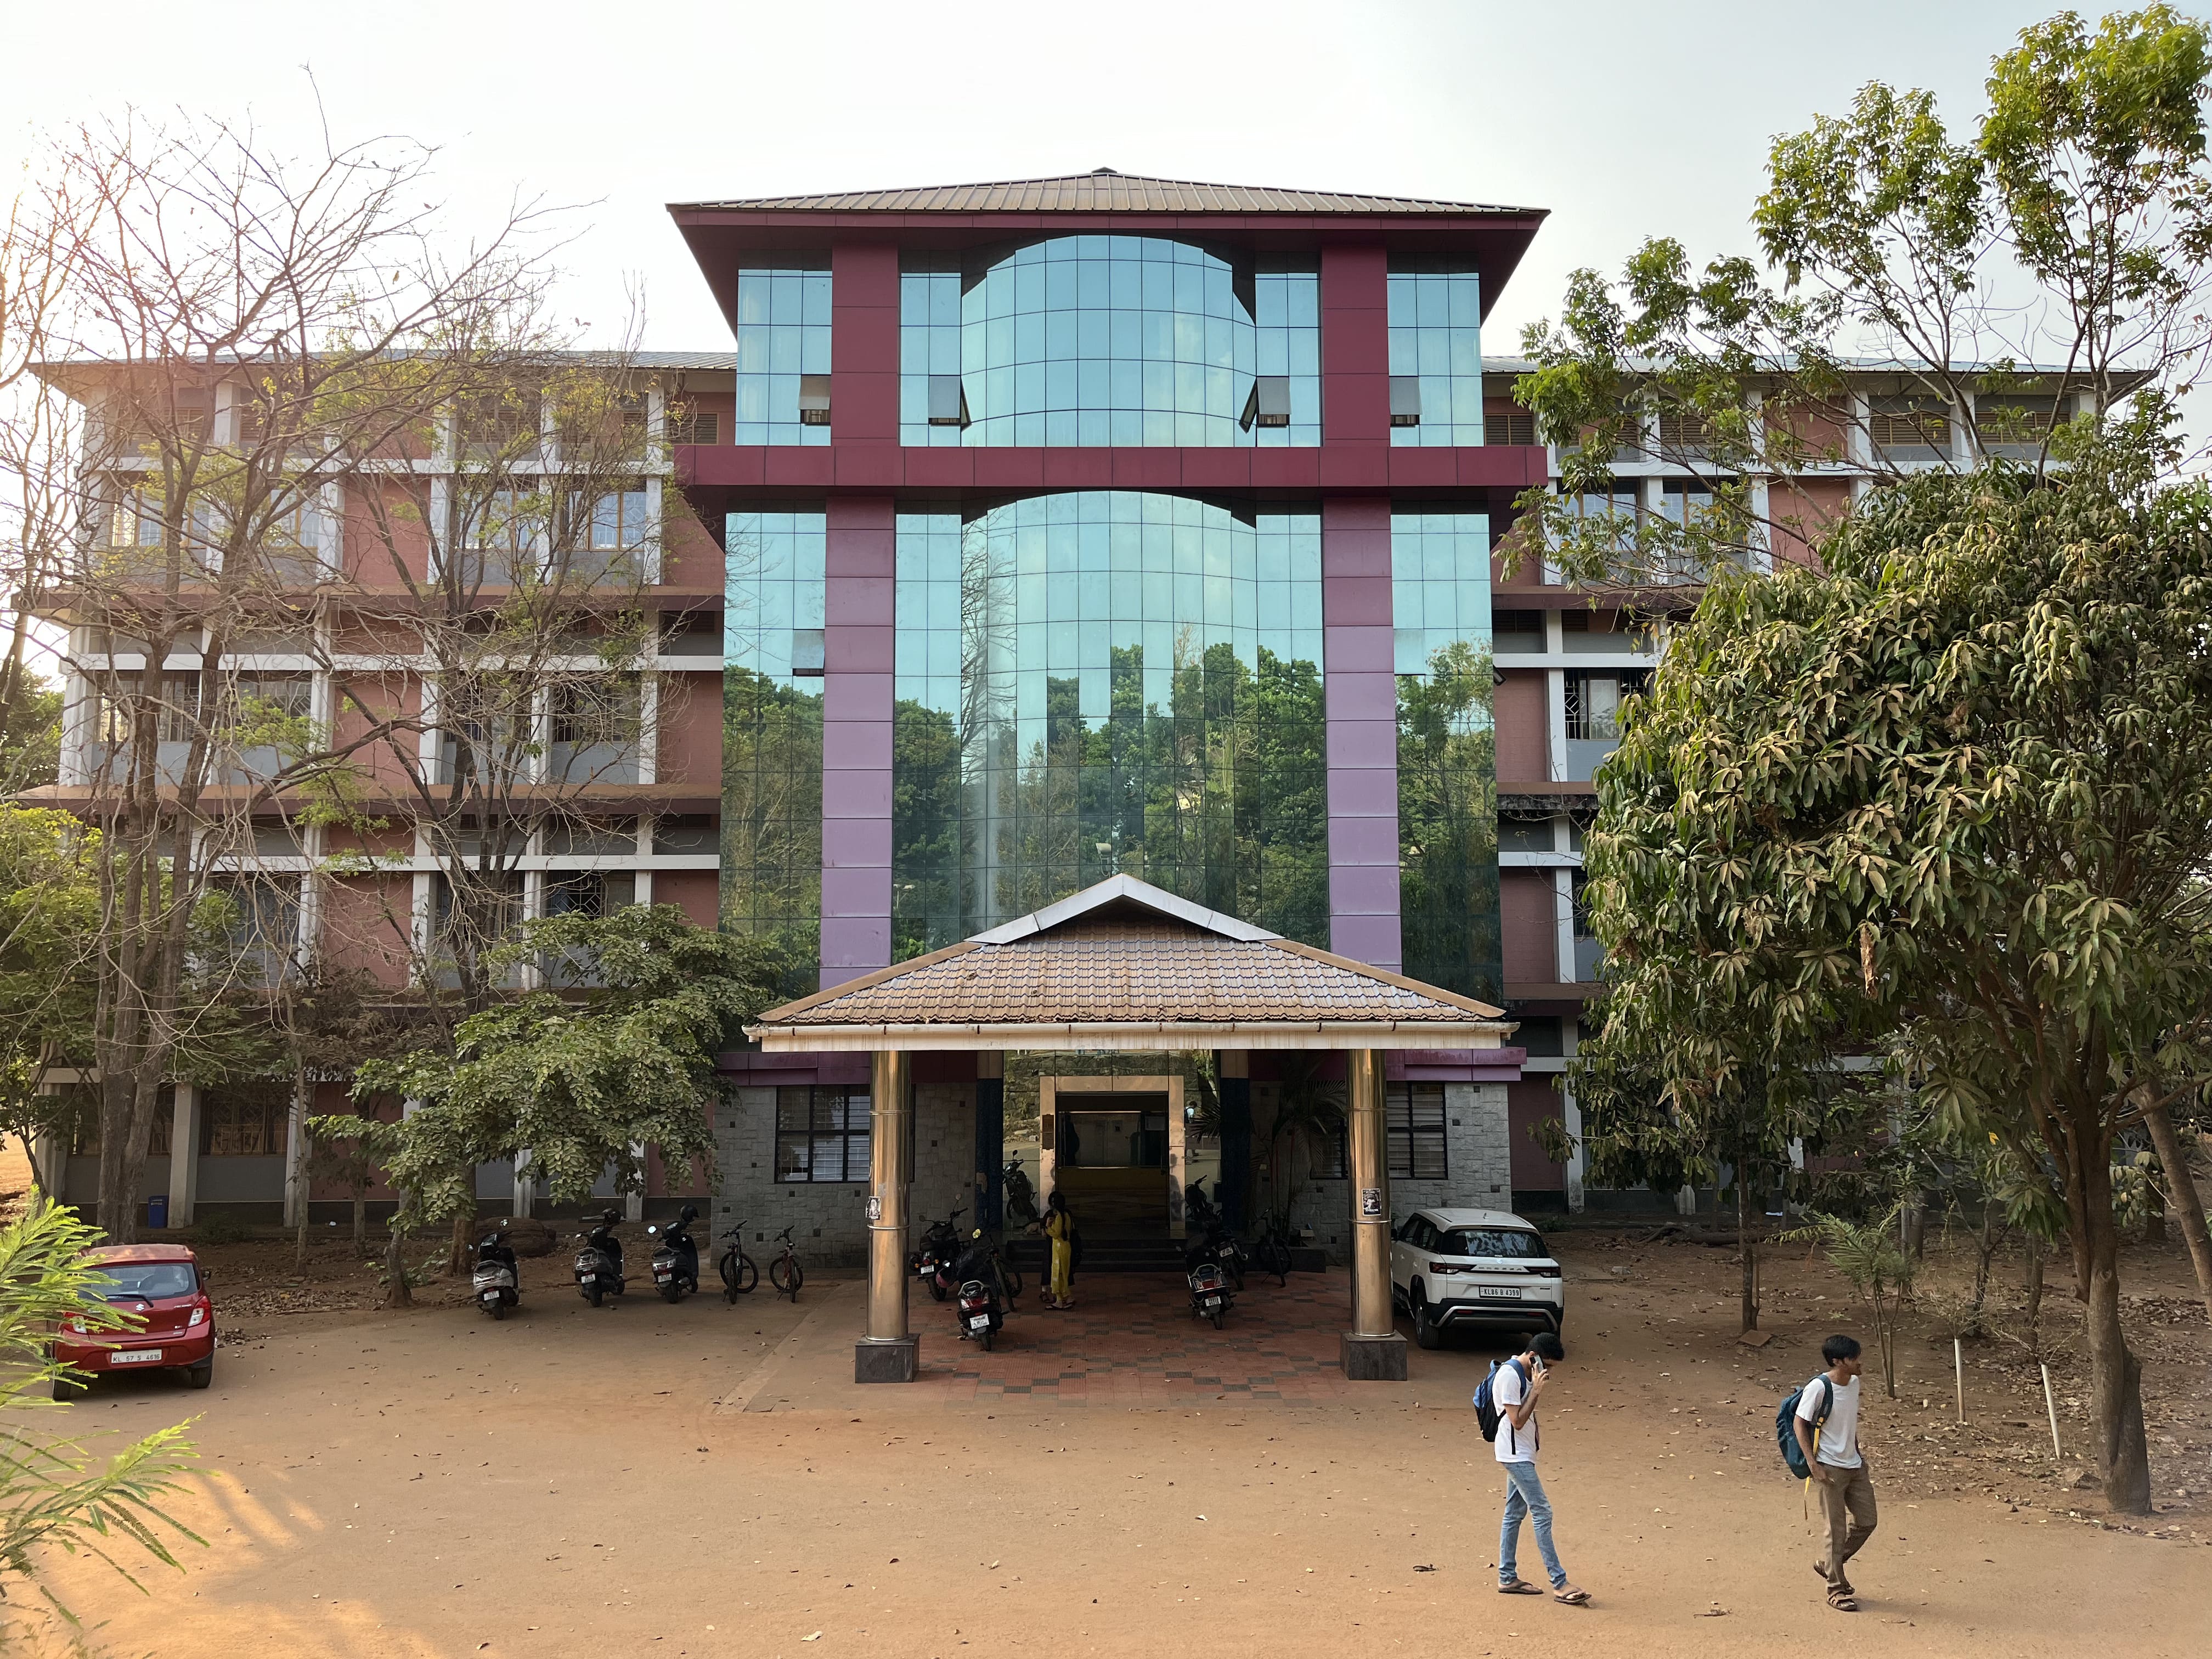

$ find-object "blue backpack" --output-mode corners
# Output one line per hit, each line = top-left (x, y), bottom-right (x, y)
(1776, 1375), (1833, 1479)
(1474, 1358), (1528, 1443)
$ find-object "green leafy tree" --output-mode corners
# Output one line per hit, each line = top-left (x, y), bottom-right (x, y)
(1582, 451), (2212, 1515)
(1512, 6), (2212, 590)
(328, 906), (781, 1288)
(0, 809), (100, 1202)
(0, 1204), (200, 1624)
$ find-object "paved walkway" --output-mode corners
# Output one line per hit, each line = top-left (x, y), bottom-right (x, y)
(919, 1267), (1357, 1406)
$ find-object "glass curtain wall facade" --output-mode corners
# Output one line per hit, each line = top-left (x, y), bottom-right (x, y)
(890, 492), (1327, 957)
(732, 264), (832, 445)
(898, 237), (1320, 447)
(723, 509), (827, 994)
(1388, 265), (1484, 447)
(1391, 510), (1500, 1001)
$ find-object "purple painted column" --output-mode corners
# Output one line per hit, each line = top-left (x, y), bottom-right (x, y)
(821, 496), (895, 987)
(1323, 496), (1402, 972)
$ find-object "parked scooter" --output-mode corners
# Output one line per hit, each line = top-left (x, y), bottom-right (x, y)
(648, 1203), (702, 1304)
(472, 1227), (521, 1320)
(1186, 1231), (1235, 1329)
(910, 1207), (965, 1302)
(947, 1229), (1007, 1351)
(1002, 1156), (1040, 1227)
(573, 1210), (627, 1307)
(1184, 1177), (1222, 1235)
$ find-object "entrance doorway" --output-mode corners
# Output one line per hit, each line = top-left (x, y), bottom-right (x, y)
(1037, 1073), (1187, 1238)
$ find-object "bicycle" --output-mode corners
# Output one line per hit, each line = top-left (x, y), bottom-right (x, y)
(717, 1222), (760, 1301)
(1250, 1212), (1294, 1285)
(768, 1225), (805, 1302)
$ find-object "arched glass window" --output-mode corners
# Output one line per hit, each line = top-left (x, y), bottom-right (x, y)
(900, 238), (1319, 447)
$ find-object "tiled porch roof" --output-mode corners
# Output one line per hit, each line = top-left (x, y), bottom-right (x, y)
(747, 875), (1511, 1053)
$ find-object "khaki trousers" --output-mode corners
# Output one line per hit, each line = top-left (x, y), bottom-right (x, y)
(1816, 1461), (1877, 1585)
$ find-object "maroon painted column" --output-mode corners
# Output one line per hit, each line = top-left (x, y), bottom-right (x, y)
(831, 242), (900, 453)
(1323, 496), (1401, 972)
(1321, 244), (1389, 452)
(821, 497), (895, 986)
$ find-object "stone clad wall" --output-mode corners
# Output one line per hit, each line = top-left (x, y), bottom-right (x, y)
(1288, 1080), (1514, 1260)
(711, 1082), (975, 1271)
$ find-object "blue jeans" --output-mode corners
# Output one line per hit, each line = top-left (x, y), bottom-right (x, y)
(1499, 1461), (1566, 1589)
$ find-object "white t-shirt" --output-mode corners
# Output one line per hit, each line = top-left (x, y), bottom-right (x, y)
(1492, 1359), (1538, 1464)
(1793, 1373), (1863, 1469)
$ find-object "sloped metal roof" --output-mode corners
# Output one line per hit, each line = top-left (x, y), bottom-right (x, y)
(746, 876), (1511, 1052)
(674, 170), (1542, 218)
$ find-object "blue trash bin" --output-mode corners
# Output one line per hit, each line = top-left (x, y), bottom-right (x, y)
(146, 1194), (168, 1229)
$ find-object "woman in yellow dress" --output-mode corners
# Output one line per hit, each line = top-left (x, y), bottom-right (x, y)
(1042, 1190), (1076, 1310)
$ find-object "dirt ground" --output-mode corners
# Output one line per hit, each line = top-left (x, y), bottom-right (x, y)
(19, 1207), (2210, 1659)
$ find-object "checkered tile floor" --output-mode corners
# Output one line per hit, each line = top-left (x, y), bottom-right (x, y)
(913, 1268), (1357, 1406)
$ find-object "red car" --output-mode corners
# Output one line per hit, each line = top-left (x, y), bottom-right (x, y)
(52, 1243), (216, 1398)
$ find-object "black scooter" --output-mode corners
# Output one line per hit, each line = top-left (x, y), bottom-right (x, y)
(472, 1228), (520, 1320)
(1186, 1231), (1235, 1329)
(648, 1204), (702, 1303)
(945, 1232), (1007, 1351)
(573, 1210), (627, 1307)
(1002, 1156), (1040, 1227)
(910, 1207), (965, 1302)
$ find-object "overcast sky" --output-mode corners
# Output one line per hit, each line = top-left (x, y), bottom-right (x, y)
(1, 0), (2084, 357)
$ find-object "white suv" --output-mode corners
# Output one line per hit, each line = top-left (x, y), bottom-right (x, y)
(1389, 1206), (1565, 1349)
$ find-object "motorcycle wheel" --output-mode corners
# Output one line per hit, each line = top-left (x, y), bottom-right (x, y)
(586, 1281), (604, 1307)
(661, 1282), (682, 1304)
(1210, 1307), (1225, 1330)
(980, 1327), (994, 1352)
(490, 1299), (507, 1321)
(929, 1276), (947, 1302)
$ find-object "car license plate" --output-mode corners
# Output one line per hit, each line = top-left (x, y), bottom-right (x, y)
(968, 1316), (990, 1330)
(1479, 1285), (1522, 1300)
(111, 1349), (162, 1364)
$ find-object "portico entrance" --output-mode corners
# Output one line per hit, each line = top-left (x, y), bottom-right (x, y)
(742, 873), (1515, 1385)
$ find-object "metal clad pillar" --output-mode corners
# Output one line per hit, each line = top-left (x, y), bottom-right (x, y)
(1216, 1049), (1251, 1233)
(974, 1051), (1004, 1233)
(856, 1048), (918, 1383)
(1340, 1048), (1408, 1380)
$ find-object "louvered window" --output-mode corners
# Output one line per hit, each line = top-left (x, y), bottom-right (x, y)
(1386, 1082), (1449, 1181)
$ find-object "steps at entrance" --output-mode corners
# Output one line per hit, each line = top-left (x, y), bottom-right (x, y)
(1005, 1235), (1188, 1274)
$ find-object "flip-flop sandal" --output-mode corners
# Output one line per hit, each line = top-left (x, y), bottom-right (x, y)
(1498, 1580), (1543, 1595)
(1554, 1588), (1591, 1605)
(1813, 1562), (1853, 1596)
(1827, 1589), (1859, 1613)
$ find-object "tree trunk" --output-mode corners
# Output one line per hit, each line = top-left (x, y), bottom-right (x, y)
(2070, 1153), (2152, 1514)
(352, 1191), (367, 1255)
(448, 1194), (476, 1274)
(381, 1217), (413, 1310)
(1737, 1169), (1758, 1332)
(2023, 1235), (2046, 1358)
(2141, 1103), (2212, 1325)
(1902, 1193), (1928, 1261)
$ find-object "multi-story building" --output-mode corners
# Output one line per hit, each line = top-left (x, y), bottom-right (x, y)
(26, 170), (2107, 1248)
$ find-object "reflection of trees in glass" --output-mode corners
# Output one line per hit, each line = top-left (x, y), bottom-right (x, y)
(1398, 640), (1500, 1002)
(722, 665), (822, 996)
(891, 640), (1328, 956)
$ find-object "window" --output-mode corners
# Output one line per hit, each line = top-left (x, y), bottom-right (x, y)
(665, 408), (720, 444)
(108, 488), (167, 549)
(544, 871), (636, 918)
(1386, 1082), (1448, 1181)
(1311, 1119), (1349, 1181)
(733, 263), (832, 445)
(1565, 673), (1625, 740)
(200, 1082), (289, 1156)
(1438, 1227), (1545, 1259)
(1869, 395), (1950, 454)
(1978, 394), (2060, 448)
(1389, 376), (1423, 427)
(549, 677), (637, 748)
(459, 485), (537, 583)
(1655, 409), (1718, 451)
(434, 872), (524, 949)
(1241, 375), (1292, 430)
(588, 484), (651, 551)
(458, 387), (539, 450)
(1487, 406), (1537, 446)
(797, 374), (832, 426)
(775, 1086), (871, 1184)
(223, 674), (312, 729)
(926, 375), (969, 427)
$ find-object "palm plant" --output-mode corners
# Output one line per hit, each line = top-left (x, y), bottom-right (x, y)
(1784, 1207), (1916, 1397)
(0, 1205), (201, 1626)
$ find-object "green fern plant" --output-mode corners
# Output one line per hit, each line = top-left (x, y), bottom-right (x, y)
(1783, 1207), (1916, 1398)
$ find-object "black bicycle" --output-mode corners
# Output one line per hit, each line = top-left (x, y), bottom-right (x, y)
(1250, 1212), (1294, 1285)
(768, 1225), (805, 1302)
(717, 1222), (760, 1301)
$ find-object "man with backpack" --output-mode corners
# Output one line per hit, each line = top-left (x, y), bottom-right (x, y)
(1480, 1330), (1589, 1605)
(1791, 1334), (1876, 1612)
